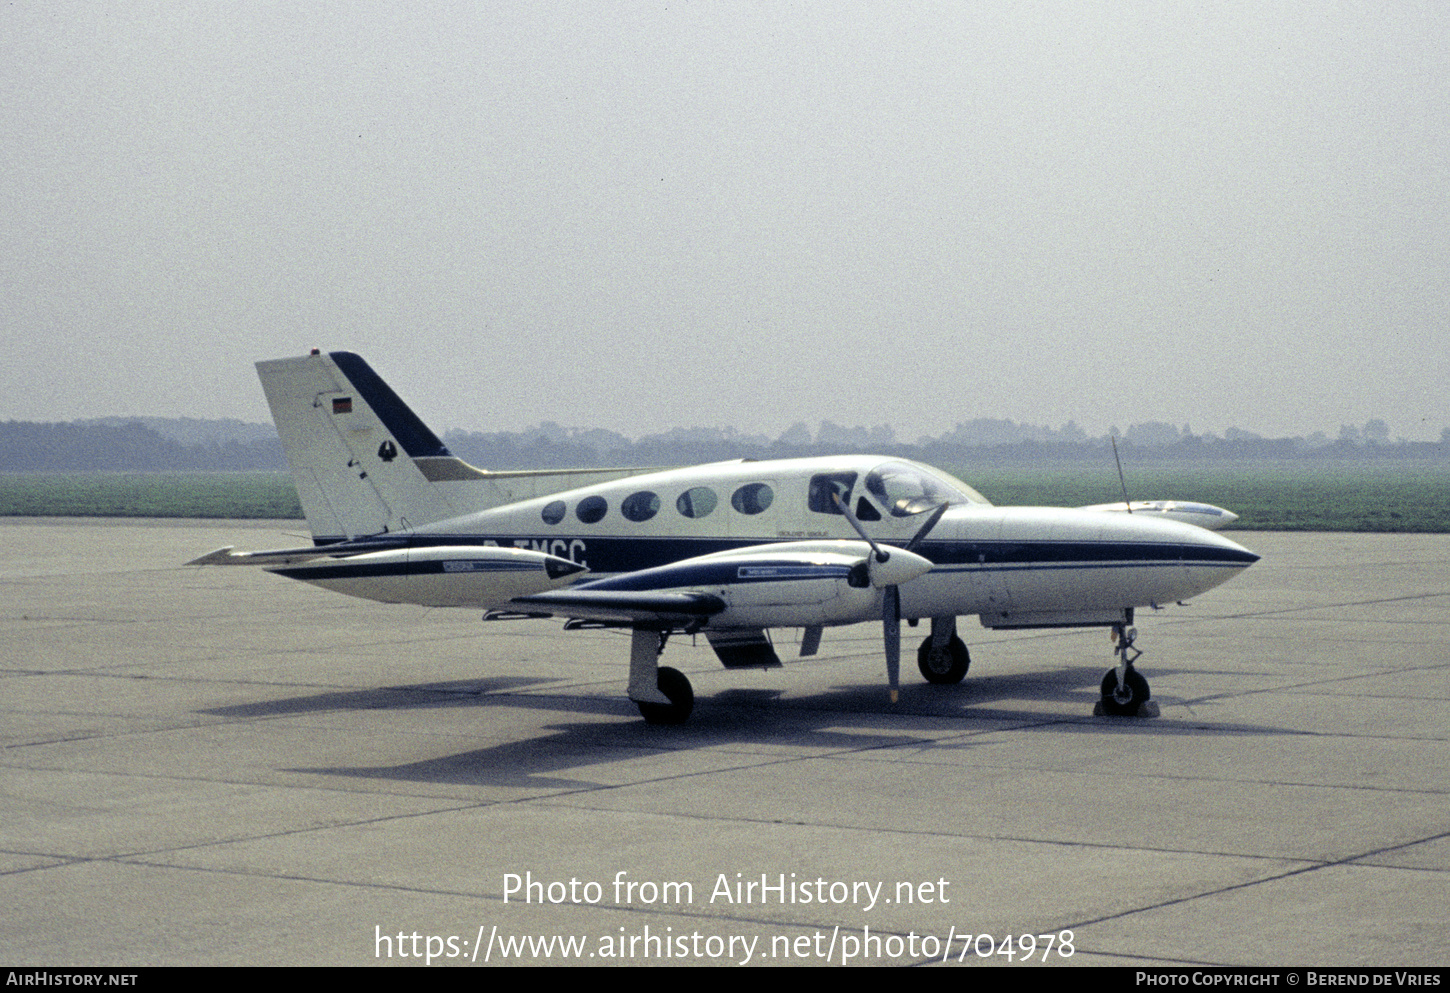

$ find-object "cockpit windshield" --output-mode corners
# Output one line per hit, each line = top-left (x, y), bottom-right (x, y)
(864, 461), (991, 516)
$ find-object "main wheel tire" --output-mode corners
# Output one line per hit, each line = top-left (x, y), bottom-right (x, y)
(1099, 667), (1150, 716)
(917, 634), (970, 684)
(636, 666), (694, 725)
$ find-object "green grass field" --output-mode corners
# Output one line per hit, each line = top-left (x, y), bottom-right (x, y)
(0, 472), (302, 520)
(3, 463), (1449, 532)
(955, 462), (1450, 532)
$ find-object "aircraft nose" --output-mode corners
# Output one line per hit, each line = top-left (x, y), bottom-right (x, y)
(1211, 528), (1256, 562)
(1175, 516), (1257, 561)
(1179, 523), (1259, 598)
(1100, 509), (1258, 601)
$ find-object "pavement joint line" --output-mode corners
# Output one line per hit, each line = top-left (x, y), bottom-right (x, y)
(1055, 829), (1450, 937)
(19, 719), (1398, 874)
(1212, 592), (1450, 620)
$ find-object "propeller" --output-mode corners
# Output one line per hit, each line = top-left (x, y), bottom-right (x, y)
(833, 493), (946, 702)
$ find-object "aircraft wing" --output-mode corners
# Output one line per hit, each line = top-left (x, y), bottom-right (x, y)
(509, 589), (727, 625)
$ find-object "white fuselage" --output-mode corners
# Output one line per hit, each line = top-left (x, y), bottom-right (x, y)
(278, 455), (1258, 630)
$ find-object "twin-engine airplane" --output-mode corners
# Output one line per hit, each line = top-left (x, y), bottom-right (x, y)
(191, 350), (1259, 724)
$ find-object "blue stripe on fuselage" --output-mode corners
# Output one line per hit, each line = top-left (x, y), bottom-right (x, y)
(362, 534), (1257, 577)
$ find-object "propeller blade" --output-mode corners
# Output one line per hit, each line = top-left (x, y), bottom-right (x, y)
(833, 491), (933, 585)
(834, 489), (938, 705)
(884, 585), (901, 704)
(905, 502), (948, 552)
(832, 492), (888, 562)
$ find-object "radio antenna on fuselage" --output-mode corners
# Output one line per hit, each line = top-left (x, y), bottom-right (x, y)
(1112, 435), (1132, 513)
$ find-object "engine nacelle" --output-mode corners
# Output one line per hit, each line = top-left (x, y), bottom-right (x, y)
(568, 541), (933, 629)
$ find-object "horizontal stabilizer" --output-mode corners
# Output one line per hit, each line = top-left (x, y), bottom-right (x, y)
(266, 545), (587, 608)
(185, 536), (407, 567)
(186, 546), (244, 567)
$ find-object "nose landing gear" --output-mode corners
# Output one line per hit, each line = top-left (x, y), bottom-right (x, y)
(1096, 622), (1158, 718)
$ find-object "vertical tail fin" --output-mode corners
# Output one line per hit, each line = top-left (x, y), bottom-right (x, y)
(257, 349), (666, 544)
(257, 350), (470, 542)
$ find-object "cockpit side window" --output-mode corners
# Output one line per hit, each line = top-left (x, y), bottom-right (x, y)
(865, 462), (975, 517)
(808, 472), (857, 515)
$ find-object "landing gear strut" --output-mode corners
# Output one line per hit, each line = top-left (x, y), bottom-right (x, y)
(1097, 622), (1155, 717)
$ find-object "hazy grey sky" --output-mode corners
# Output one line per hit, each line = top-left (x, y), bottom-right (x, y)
(4, 2), (1447, 440)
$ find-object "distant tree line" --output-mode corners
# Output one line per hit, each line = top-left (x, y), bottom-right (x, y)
(1, 416), (1445, 473)
(0, 420), (284, 471)
(441, 421), (1450, 471)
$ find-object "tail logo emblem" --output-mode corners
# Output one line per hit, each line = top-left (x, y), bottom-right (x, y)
(377, 440), (398, 462)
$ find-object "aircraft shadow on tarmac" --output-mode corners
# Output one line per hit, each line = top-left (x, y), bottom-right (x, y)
(197, 666), (1295, 790)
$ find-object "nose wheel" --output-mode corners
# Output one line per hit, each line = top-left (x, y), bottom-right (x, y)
(1097, 623), (1156, 717)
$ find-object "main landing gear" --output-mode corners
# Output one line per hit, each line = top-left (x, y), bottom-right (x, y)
(638, 666), (693, 725)
(917, 616), (970, 684)
(629, 626), (694, 725)
(1097, 622), (1157, 718)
